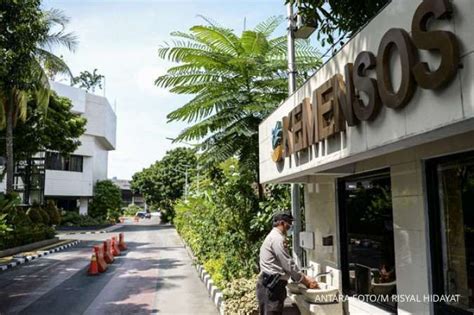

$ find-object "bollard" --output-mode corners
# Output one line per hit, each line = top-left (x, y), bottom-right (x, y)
(93, 245), (108, 273)
(111, 237), (121, 256)
(103, 239), (115, 263)
(88, 249), (99, 276)
(118, 232), (127, 251)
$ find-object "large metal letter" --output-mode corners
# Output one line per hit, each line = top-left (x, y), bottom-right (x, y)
(315, 77), (344, 140)
(281, 115), (293, 158)
(411, 0), (460, 89)
(336, 66), (359, 127)
(376, 28), (417, 109)
(292, 103), (304, 152)
(302, 97), (317, 148)
(353, 51), (381, 121)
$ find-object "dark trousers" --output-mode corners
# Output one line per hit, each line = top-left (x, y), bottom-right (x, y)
(256, 277), (287, 315)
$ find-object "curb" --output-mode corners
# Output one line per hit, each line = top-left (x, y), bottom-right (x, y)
(183, 243), (225, 315)
(58, 224), (122, 235)
(0, 240), (81, 272)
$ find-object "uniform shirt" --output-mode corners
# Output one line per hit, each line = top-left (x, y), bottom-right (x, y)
(259, 227), (303, 282)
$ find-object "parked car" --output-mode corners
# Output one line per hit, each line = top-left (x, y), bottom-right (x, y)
(135, 211), (146, 219)
(136, 211), (151, 219)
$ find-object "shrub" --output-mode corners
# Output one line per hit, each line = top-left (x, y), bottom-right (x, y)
(39, 207), (50, 225)
(106, 207), (121, 223)
(89, 180), (122, 219)
(60, 211), (109, 227)
(0, 194), (55, 250)
(0, 213), (12, 237)
(123, 204), (142, 217)
(223, 275), (259, 315)
(45, 200), (61, 225)
(27, 206), (44, 224)
(203, 256), (225, 289)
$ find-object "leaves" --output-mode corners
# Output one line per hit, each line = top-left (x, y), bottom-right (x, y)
(88, 180), (122, 221)
(174, 159), (290, 294)
(156, 16), (321, 178)
(72, 69), (104, 93)
(287, 0), (390, 47)
(131, 147), (197, 222)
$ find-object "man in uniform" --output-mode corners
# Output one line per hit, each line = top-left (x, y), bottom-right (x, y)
(257, 212), (318, 314)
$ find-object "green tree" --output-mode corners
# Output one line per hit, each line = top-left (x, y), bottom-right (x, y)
(0, 92), (87, 161)
(72, 69), (104, 93)
(0, 92), (86, 203)
(155, 16), (321, 177)
(0, 3), (77, 193)
(132, 147), (197, 222)
(288, 0), (390, 46)
(89, 180), (122, 221)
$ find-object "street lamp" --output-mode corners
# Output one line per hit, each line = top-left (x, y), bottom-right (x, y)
(287, 0), (303, 268)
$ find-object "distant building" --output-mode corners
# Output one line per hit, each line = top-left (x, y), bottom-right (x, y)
(42, 82), (117, 214)
(111, 178), (146, 209)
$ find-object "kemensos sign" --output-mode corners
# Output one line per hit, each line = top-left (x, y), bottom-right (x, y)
(271, 0), (460, 163)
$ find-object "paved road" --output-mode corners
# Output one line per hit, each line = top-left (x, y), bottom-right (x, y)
(0, 217), (218, 315)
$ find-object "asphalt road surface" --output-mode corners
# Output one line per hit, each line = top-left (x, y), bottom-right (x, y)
(0, 217), (218, 315)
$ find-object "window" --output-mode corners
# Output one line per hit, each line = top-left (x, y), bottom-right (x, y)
(338, 170), (397, 311)
(427, 152), (474, 314)
(46, 152), (83, 172)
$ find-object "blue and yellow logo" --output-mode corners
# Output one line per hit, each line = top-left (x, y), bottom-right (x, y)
(271, 121), (283, 162)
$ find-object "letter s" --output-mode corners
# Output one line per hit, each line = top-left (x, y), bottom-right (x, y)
(411, 0), (460, 89)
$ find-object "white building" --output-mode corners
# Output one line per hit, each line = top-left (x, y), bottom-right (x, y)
(259, 0), (474, 314)
(44, 82), (117, 214)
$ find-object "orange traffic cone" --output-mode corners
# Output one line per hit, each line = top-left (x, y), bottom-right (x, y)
(94, 245), (108, 273)
(103, 240), (114, 263)
(111, 237), (121, 256)
(88, 250), (99, 276)
(118, 233), (127, 251)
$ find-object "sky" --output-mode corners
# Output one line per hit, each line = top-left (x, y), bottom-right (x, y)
(41, 0), (292, 180)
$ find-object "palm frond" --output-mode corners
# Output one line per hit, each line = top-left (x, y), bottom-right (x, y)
(241, 31), (269, 55)
(254, 16), (284, 36)
(35, 48), (73, 78)
(191, 25), (242, 56)
(43, 8), (70, 29)
(40, 30), (78, 52)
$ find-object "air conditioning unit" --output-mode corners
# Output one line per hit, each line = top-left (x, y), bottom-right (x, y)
(294, 13), (316, 39)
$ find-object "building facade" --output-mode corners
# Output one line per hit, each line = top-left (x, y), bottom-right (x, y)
(259, 0), (474, 314)
(44, 82), (117, 214)
(111, 178), (146, 209)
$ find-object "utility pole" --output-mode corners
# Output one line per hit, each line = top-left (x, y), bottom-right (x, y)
(287, 0), (303, 268)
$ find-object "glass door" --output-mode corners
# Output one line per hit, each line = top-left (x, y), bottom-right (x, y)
(427, 152), (474, 314)
(338, 169), (397, 311)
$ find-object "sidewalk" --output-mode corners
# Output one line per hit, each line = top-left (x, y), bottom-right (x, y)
(150, 225), (218, 314)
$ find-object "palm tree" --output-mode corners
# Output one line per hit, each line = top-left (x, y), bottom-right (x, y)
(155, 16), (321, 179)
(3, 8), (77, 193)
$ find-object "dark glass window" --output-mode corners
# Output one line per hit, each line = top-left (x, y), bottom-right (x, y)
(339, 170), (397, 311)
(427, 152), (474, 314)
(46, 152), (83, 172)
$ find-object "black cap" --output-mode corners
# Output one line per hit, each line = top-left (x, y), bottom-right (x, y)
(273, 212), (294, 224)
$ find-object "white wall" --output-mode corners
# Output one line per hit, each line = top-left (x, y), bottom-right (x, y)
(45, 83), (116, 201)
(303, 131), (474, 315)
(44, 156), (93, 196)
(259, 0), (474, 184)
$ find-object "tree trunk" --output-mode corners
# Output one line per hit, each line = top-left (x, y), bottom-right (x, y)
(6, 93), (15, 194)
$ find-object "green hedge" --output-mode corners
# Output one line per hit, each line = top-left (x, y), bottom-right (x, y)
(0, 194), (56, 251)
(60, 211), (110, 227)
(0, 223), (55, 250)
